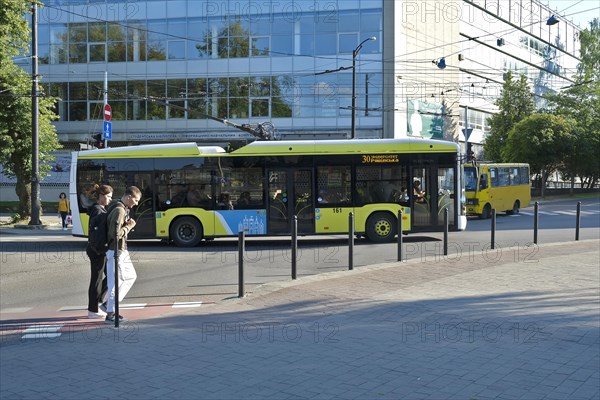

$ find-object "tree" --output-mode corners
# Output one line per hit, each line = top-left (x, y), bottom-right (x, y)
(0, 0), (60, 218)
(503, 114), (572, 197)
(544, 18), (600, 189)
(484, 71), (535, 162)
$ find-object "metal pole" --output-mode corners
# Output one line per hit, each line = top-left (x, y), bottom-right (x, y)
(103, 71), (108, 148)
(351, 48), (357, 139)
(533, 201), (539, 245)
(238, 230), (245, 297)
(575, 201), (581, 241)
(397, 209), (403, 262)
(348, 212), (354, 270)
(350, 37), (376, 139)
(443, 208), (448, 256)
(29, 2), (41, 226)
(491, 209), (496, 250)
(114, 228), (119, 328)
(291, 215), (297, 280)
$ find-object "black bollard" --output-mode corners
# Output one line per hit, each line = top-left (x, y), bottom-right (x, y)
(348, 212), (354, 270)
(491, 209), (496, 250)
(397, 209), (403, 262)
(238, 230), (245, 298)
(291, 215), (297, 280)
(443, 208), (448, 256)
(576, 202), (581, 241)
(114, 229), (119, 328)
(533, 201), (539, 244)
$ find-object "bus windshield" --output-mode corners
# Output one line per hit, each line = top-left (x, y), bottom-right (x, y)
(464, 166), (478, 191)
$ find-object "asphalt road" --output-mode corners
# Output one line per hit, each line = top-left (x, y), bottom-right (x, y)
(1, 197), (598, 311)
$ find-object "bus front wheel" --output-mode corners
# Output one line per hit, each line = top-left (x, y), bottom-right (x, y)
(170, 217), (203, 247)
(366, 212), (397, 243)
(480, 204), (492, 219)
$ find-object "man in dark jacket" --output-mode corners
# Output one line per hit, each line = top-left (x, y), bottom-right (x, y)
(104, 186), (141, 323)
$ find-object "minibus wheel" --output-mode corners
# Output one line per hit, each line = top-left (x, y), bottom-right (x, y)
(480, 204), (492, 219)
(507, 200), (520, 215)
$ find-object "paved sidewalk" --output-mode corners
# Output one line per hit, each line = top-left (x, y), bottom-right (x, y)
(1, 240), (599, 399)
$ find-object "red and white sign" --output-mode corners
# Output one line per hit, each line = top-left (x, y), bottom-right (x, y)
(103, 104), (112, 122)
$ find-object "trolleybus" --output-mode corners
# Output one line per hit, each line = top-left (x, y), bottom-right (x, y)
(70, 139), (467, 246)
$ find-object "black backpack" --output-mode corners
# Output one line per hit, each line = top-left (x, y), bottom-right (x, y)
(88, 202), (125, 255)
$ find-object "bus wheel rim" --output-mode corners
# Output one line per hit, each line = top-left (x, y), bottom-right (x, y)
(179, 224), (194, 240)
(375, 220), (391, 236)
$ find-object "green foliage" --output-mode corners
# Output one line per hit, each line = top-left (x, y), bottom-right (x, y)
(504, 113), (572, 181)
(544, 18), (600, 187)
(0, 1), (61, 216)
(484, 71), (535, 162)
(10, 213), (22, 224)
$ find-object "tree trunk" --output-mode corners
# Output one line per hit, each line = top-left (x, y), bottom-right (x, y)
(15, 178), (32, 219)
(540, 169), (546, 199)
(570, 176), (574, 195)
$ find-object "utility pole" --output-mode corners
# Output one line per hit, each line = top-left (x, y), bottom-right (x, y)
(103, 71), (108, 148)
(29, 2), (41, 226)
(351, 37), (376, 139)
(462, 105), (473, 162)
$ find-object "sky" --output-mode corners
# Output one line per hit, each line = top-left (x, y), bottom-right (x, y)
(545, 0), (600, 28)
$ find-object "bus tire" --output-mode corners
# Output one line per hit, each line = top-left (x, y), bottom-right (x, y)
(170, 217), (203, 247)
(480, 204), (491, 219)
(507, 200), (520, 215)
(366, 212), (397, 243)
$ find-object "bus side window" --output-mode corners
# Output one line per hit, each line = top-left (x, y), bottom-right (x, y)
(479, 174), (488, 190)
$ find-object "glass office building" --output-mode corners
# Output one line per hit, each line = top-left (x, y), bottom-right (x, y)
(23, 0), (581, 146)
(30, 0), (384, 144)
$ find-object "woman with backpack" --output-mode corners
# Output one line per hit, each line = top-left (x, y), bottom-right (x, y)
(85, 184), (113, 319)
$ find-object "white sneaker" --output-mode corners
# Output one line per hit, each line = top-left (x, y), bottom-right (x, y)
(88, 310), (107, 319)
(63, 227), (67, 231)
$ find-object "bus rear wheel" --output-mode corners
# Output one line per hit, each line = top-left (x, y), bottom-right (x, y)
(170, 217), (203, 247)
(366, 212), (397, 243)
(480, 204), (492, 219)
(507, 200), (520, 215)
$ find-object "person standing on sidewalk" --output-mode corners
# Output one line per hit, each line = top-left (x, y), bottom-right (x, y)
(57, 192), (70, 230)
(104, 186), (141, 323)
(85, 184), (113, 319)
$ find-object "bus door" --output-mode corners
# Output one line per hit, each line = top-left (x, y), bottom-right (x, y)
(411, 167), (438, 229)
(126, 172), (156, 239)
(267, 168), (314, 235)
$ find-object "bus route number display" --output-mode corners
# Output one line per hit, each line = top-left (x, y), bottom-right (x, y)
(361, 154), (400, 164)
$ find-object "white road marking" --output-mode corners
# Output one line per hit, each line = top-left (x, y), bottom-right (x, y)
(21, 324), (63, 340)
(172, 302), (203, 308)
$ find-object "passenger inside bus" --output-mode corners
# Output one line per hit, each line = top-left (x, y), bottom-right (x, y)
(218, 192), (234, 210)
(187, 185), (212, 207)
(168, 183), (188, 207)
(236, 191), (252, 208)
(413, 180), (426, 203)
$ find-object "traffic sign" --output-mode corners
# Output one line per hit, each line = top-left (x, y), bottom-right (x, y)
(462, 128), (473, 141)
(103, 104), (112, 122)
(103, 121), (112, 140)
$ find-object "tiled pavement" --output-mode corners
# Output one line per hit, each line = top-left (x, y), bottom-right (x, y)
(1, 239), (599, 399)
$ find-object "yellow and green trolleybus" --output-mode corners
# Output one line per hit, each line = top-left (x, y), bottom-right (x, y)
(70, 139), (467, 246)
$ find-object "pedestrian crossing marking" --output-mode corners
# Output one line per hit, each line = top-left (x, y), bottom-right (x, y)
(21, 324), (63, 340)
(120, 303), (147, 309)
(1, 307), (32, 314)
(172, 302), (203, 308)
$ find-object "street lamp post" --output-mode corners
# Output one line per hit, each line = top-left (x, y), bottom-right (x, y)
(351, 37), (376, 139)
